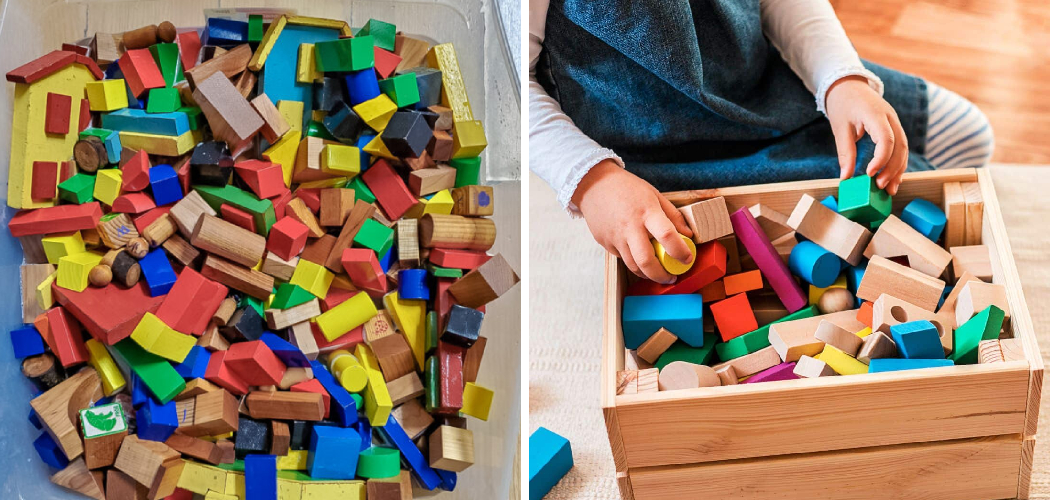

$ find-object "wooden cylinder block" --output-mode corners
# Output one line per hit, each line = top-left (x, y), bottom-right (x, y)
(73, 139), (108, 173)
(191, 215), (266, 268)
(122, 24), (158, 49)
(658, 361), (720, 391)
(111, 251), (142, 287)
(22, 353), (64, 391)
(419, 214), (496, 251)
(143, 213), (178, 248)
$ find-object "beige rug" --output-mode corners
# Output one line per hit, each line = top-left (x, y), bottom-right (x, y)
(528, 166), (1050, 499)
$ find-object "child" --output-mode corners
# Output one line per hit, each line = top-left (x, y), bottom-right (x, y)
(529, 0), (994, 285)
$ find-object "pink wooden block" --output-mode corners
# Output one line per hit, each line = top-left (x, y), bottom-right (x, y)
(730, 207), (806, 312)
(744, 362), (798, 384)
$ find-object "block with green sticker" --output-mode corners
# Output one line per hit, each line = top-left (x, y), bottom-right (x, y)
(378, 73), (420, 108)
(149, 42), (182, 87)
(353, 218), (394, 256)
(838, 174), (891, 224)
(80, 402), (127, 439)
(194, 184), (276, 235)
(654, 333), (719, 370)
(248, 14), (264, 43)
(146, 87), (181, 113)
(111, 339), (186, 404)
(314, 36), (375, 72)
(59, 174), (96, 204)
(450, 156), (481, 187)
(358, 19), (395, 51)
(271, 283), (314, 310)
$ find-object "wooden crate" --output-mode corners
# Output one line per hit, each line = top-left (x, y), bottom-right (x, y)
(601, 169), (1042, 500)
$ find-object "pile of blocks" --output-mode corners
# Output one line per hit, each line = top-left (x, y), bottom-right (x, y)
(619, 175), (1012, 392)
(8, 11), (518, 500)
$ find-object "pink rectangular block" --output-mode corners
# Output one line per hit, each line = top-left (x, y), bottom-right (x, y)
(730, 207), (806, 312)
(744, 362), (798, 384)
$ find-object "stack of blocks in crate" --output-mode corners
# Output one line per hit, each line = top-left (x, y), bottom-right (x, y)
(8, 11), (519, 500)
(620, 174), (1012, 392)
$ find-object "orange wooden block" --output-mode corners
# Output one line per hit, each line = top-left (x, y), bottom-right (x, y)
(857, 301), (873, 328)
(710, 293), (758, 342)
(700, 280), (726, 303)
(723, 269), (763, 296)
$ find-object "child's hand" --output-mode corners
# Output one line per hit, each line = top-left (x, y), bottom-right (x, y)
(826, 75), (909, 195)
(572, 160), (694, 284)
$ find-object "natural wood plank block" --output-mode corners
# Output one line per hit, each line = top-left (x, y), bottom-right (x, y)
(319, 188), (355, 227)
(396, 219), (420, 268)
(813, 320), (863, 357)
(636, 328), (677, 364)
(616, 370), (638, 395)
(748, 204), (793, 241)
(200, 254), (274, 300)
(942, 181), (966, 249)
(955, 281), (1011, 329)
(636, 368), (659, 393)
(856, 255), (945, 311)
(951, 245), (993, 282)
(787, 194), (872, 266)
(863, 214), (952, 278)
(113, 435), (183, 499)
(978, 339), (1005, 364)
(184, 44), (251, 88)
(678, 197), (732, 244)
(793, 355), (836, 378)
(246, 390), (325, 421)
(712, 345), (781, 377)
(192, 72), (262, 153)
(962, 181), (984, 245)
(387, 372), (425, 406)
(51, 458), (105, 500)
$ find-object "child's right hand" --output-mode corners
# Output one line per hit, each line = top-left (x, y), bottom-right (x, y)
(572, 160), (694, 284)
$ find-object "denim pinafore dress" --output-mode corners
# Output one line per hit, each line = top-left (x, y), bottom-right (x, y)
(535, 0), (933, 192)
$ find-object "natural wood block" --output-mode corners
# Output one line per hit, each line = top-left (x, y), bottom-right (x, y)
(247, 390), (324, 421)
(857, 331), (898, 364)
(793, 355), (836, 378)
(463, 335), (487, 383)
(261, 251), (298, 281)
(658, 361), (719, 391)
(265, 299), (321, 330)
(998, 338), (1026, 362)
(678, 197), (733, 244)
(169, 190), (217, 237)
(787, 194), (872, 266)
(106, 469), (148, 500)
(715, 365), (738, 385)
(447, 253), (519, 308)
(429, 425), (474, 472)
(162, 234), (201, 269)
(97, 213), (140, 249)
(201, 254), (274, 300)
(324, 200), (376, 272)
(856, 255), (945, 311)
(748, 204), (794, 241)
(955, 281), (1011, 329)
(451, 184), (494, 217)
(184, 44), (251, 88)
(192, 72), (262, 153)
(863, 214), (952, 278)
(31, 369), (103, 460)
(51, 458), (105, 500)
(191, 214), (266, 268)
(393, 399), (434, 441)
(712, 345), (781, 378)
(409, 165), (457, 197)
(871, 293), (952, 355)
(636, 368), (659, 393)
(370, 333), (417, 382)
(768, 309), (866, 363)
(961, 181), (984, 245)
(21, 263), (55, 322)
(180, 389), (238, 437)
(813, 320), (863, 357)
(113, 435), (183, 499)
(616, 370), (638, 395)
(942, 181), (966, 249)
(319, 188), (355, 227)
(165, 433), (223, 464)
(250, 93), (290, 143)
(388, 372), (425, 406)
(637, 328), (678, 364)
(419, 213), (496, 250)
(397, 218), (420, 268)
(950, 245), (993, 283)
(978, 339), (1005, 364)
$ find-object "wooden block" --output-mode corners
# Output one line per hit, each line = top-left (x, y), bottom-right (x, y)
(419, 213), (495, 251)
(165, 433), (223, 464)
(267, 217), (309, 261)
(999, 337), (1026, 362)
(288, 322), (319, 361)
(712, 345), (781, 378)
(388, 372), (426, 406)
(246, 391), (324, 421)
(371, 333), (417, 382)
(637, 328), (678, 364)
(97, 213), (140, 249)
(45, 306), (90, 367)
(261, 251), (298, 281)
(658, 361), (720, 391)
(961, 181), (984, 245)
(787, 193), (872, 266)
(978, 339), (1005, 364)
(201, 254), (275, 300)
(871, 293), (951, 354)
(813, 320), (863, 357)
(616, 370), (638, 395)
(266, 299), (321, 330)
(394, 219), (421, 268)
(632, 367), (657, 393)
(180, 389), (239, 437)
(51, 458), (105, 500)
(429, 425), (474, 472)
(678, 197), (733, 244)
(856, 255), (945, 311)
(118, 48), (165, 98)
(447, 253), (519, 308)
(937, 271), (982, 329)
(729, 208), (806, 312)
(250, 94), (290, 143)
(192, 72), (263, 153)
(113, 435), (183, 499)
(91, 32), (124, 66)
(463, 335), (487, 383)
(943, 181), (966, 249)
(285, 197), (325, 238)
(169, 190), (218, 237)
(410, 165), (457, 197)
(10, 202), (104, 237)
(21, 263), (55, 322)
(818, 345), (869, 375)
(392, 399), (434, 441)
(747, 204), (794, 241)
(319, 188), (355, 227)
(162, 234), (201, 269)
(768, 309), (866, 363)
(950, 245), (993, 282)
(863, 214), (952, 278)
(86, 338), (126, 395)
(955, 281), (1011, 329)
(793, 355), (836, 378)
(857, 330), (898, 364)
(192, 211), (266, 267)
(723, 269), (763, 295)
(80, 402), (128, 469)
(184, 44), (251, 88)
(324, 200), (376, 272)
(107, 469), (148, 500)
(710, 293), (758, 342)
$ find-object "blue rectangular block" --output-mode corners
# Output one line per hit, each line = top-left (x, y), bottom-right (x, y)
(150, 164), (183, 206)
(529, 427), (573, 500)
(901, 199), (947, 242)
(309, 360), (358, 427)
(355, 134), (374, 172)
(245, 454), (278, 500)
(308, 426), (361, 480)
(131, 374), (150, 408)
(261, 332), (311, 367)
(11, 325), (46, 358)
(436, 469), (457, 491)
(376, 413), (442, 490)
(345, 69), (381, 105)
(259, 25), (341, 131)
(101, 108), (190, 136)
(890, 320), (945, 359)
(33, 432), (69, 469)
(355, 418), (372, 451)
(379, 246), (394, 273)
(140, 248), (177, 296)
(174, 345), (211, 379)
(621, 294), (704, 349)
(868, 358), (955, 373)
(29, 408), (42, 430)
(205, 17), (249, 45)
(136, 397), (178, 442)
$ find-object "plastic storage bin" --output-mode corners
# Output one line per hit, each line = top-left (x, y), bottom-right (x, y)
(0, 1), (520, 498)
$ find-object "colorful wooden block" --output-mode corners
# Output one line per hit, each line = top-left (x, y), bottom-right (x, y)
(92, 168), (122, 206)
(267, 217), (309, 261)
(354, 94), (398, 132)
(730, 208), (807, 312)
(308, 425), (361, 480)
(11, 325), (47, 358)
(361, 160), (417, 220)
(529, 427), (573, 500)
(450, 119), (486, 159)
(111, 339), (186, 404)
(131, 312), (195, 363)
(651, 234), (696, 276)
(710, 293), (759, 341)
(225, 340), (287, 386)
(868, 358), (955, 373)
(900, 198), (947, 242)
(85, 79), (129, 111)
(139, 247), (177, 296)
(245, 454), (277, 500)
(45, 92), (73, 135)
(788, 240), (840, 288)
(838, 174), (892, 225)
(42, 231), (86, 264)
(951, 305), (1006, 365)
(85, 338), (127, 395)
(57, 251), (103, 292)
(621, 294), (704, 349)
(118, 48), (165, 98)
(818, 345), (868, 375)
(378, 73), (420, 108)
(235, 159), (286, 199)
(137, 397), (178, 442)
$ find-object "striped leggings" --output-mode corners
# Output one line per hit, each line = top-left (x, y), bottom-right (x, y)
(924, 82), (995, 169)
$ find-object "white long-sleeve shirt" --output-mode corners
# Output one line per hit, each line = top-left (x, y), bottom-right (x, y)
(529, 0), (883, 214)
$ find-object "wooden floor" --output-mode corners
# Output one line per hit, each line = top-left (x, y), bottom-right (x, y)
(831, 0), (1050, 164)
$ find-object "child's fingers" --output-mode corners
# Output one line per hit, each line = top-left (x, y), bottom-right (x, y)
(865, 116), (895, 177)
(831, 120), (858, 179)
(628, 231), (674, 284)
(876, 119), (909, 193)
(617, 242), (641, 277)
(658, 196), (693, 238)
(645, 212), (692, 264)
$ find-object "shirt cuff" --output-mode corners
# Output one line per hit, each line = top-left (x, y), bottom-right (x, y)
(814, 67), (885, 115)
(561, 149), (624, 217)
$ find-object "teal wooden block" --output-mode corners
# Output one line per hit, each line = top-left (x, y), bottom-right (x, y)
(901, 198), (947, 242)
(80, 128), (121, 163)
(378, 73), (420, 108)
(258, 25), (342, 131)
(529, 427), (573, 500)
(868, 358), (954, 373)
(101, 108), (190, 136)
(622, 294), (704, 349)
(788, 240), (841, 288)
(890, 320), (944, 359)
(314, 36), (375, 72)
(655, 333), (718, 370)
(950, 305), (1005, 365)
(358, 19), (396, 52)
(146, 87), (181, 113)
(838, 174), (892, 224)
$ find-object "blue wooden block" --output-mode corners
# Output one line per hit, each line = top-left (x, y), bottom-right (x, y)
(245, 454), (278, 500)
(379, 246), (394, 273)
(939, 285), (953, 311)
(890, 320), (944, 359)
(101, 108), (190, 136)
(355, 419), (372, 451)
(205, 17), (249, 45)
(11, 325), (46, 358)
(529, 427), (573, 500)
(33, 432), (69, 469)
(345, 69), (381, 106)
(376, 413), (442, 490)
(437, 469), (457, 491)
(29, 408), (42, 430)
(137, 397), (178, 441)
(309, 360), (358, 426)
(260, 332), (310, 368)
(868, 358), (954, 373)
(150, 164), (183, 206)
(82, 128), (123, 163)
(308, 426), (361, 480)
(621, 294), (704, 349)
(820, 195), (838, 212)
(845, 262), (866, 293)
(259, 25), (342, 130)
(788, 240), (841, 288)
(174, 345), (211, 379)
(355, 134), (374, 172)
(140, 248), (177, 296)
(398, 269), (429, 300)
(900, 198), (947, 242)
(104, 62), (123, 80)
(131, 374), (150, 407)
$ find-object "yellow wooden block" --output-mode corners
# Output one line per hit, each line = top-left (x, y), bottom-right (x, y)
(310, 109), (327, 123)
(355, 344), (393, 427)
(278, 478), (303, 500)
(297, 43), (323, 84)
(263, 129), (301, 186)
(652, 234), (696, 276)
(461, 382), (493, 421)
(36, 271), (57, 310)
(383, 292), (426, 369)
(205, 491), (239, 500)
(290, 259), (334, 299)
(353, 95), (397, 132)
(451, 119), (487, 159)
(42, 231), (85, 264)
(363, 134), (397, 160)
(178, 460), (228, 495)
(402, 198), (426, 220)
(277, 101), (304, 133)
(315, 292), (377, 342)
(820, 345), (869, 375)
(856, 327), (873, 338)
(422, 189), (454, 216)
(808, 275), (848, 305)
(297, 177), (348, 190)
(248, 14), (287, 72)
(85, 79), (129, 111)
(425, 43), (473, 122)
(287, 15), (352, 37)
(118, 128), (202, 156)
(225, 471), (245, 499)
(86, 339), (126, 396)
(199, 431), (235, 442)
(299, 481), (365, 500)
(93, 168), (123, 206)
(131, 312), (195, 363)
(56, 251), (102, 292)
(321, 144), (361, 177)
(329, 349), (368, 393)
(276, 450), (309, 470)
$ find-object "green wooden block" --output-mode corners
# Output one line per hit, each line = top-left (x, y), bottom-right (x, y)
(193, 184), (277, 235)
(216, 460), (246, 472)
(149, 43), (182, 87)
(358, 19), (395, 52)
(271, 284), (314, 310)
(79, 128), (114, 141)
(950, 305), (1005, 365)
(349, 177), (376, 205)
(305, 120), (337, 140)
(356, 447), (401, 479)
(450, 156), (481, 187)
(425, 311), (439, 354)
(146, 87), (181, 113)
(427, 264), (463, 279)
(424, 355), (440, 413)
(314, 36), (375, 72)
(715, 305), (818, 361)
(111, 339), (186, 404)
(248, 15), (264, 43)
(239, 294), (266, 317)
(178, 106), (204, 130)
(58, 173), (96, 204)
(378, 73), (420, 108)
(838, 174), (891, 224)
(350, 393), (363, 408)
(353, 218), (394, 257)
(654, 333), (719, 370)
(277, 470), (312, 481)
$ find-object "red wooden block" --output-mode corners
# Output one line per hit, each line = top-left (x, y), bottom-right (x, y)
(33, 313), (53, 349)
(52, 280), (166, 345)
(310, 321), (364, 354)
(373, 47), (402, 79)
(10, 202), (102, 237)
(156, 268), (228, 336)
(121, 150), (151, 192)
(710, 293), (759, 342)
(270, 191), (293, 221)
(117, 48), (165, 97)
(361, 160), (416, 220)
(73, 54), (105, 80)
(133, 206), (171, 233)
(45, 307), (90, 368)
(857, 301), (873, 328)
(320, 287), (354, 312)
(166, 488), (194, 500)
(224, 340), (287, 386)
(113, 193), (157, 214)
(437, 341), (465, 414)
(177, 31), (202, 70)
(341, 248), (387, 293)
(428, 248), (490, 270)
(78, 98), (91, 132)
(6, 50), (76, 84)
(267, 217), (309, 260)
(436, 277), (455, 331)
(205, 350), (249, 395)
(45, 92), (72, 134)
(626, 240), (728, 296)
(235, 160), (287, 200)
(296, 189), (321, 213)
(31, 161), (59, 201)
(175, 158), (192, 195)
(220, 204), (256, 233)
(290, 378), (331, 418)
(62, 43), (89, 56)
(60, 161), (76, 183)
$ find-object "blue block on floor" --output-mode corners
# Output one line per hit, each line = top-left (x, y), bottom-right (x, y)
(375, 413), (442, 490)
(398, 269), (429, 300)
(788, 240), (841, 288)
(308, 426), (361, 480)
(150, 164), (183, 206)
(261, 332), (311, 368)
(139, 248), (177, 296)
(245, 454), (278, 500)
(136, 397), (178, 441)
(621, 294), (704, 349)
(309, 360), (358, 427)
(529, 427), (573, 500)
(174, 345), (211, 379)
(890, 320), (945, 359)
(33, 432), (69, 469)
(11, 325), (46, 358)
(901, 198), (947, 242)
(868, 358), (954, 373)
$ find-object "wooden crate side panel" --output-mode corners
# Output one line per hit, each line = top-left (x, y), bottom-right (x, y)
(616, 471), (636, 500)
(629, 434), (1021, 500)
(1018, 437), (1036, 500)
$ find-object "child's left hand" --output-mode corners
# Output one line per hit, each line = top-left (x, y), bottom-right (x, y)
(825, 75), (909, 195)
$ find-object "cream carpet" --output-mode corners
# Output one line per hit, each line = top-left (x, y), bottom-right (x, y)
(528, 166), (1050, 499)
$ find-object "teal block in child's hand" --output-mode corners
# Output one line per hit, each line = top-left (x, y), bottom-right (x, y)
(622, 294), (704, 349)
(900, 198), (947, 242)
(868, 358), (954, 373)
(529, 427), (573, 500)
(838, 174), (892, 224)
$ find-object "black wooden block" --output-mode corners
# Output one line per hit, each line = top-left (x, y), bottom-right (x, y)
(314, 77), (347, 115)
(442, 304), (483, 348)
(323, 101), (366, 142)
(235, 416), (271, 459)
(221, 306), (266, 341)
(289, 420), (314, 450)
(401, 67), (443, 109)
(190, 141), (233, 186)
(380, 111), (432, 158)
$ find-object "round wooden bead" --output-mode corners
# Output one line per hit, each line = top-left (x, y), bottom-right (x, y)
(818, 287), (855, 314)
(89, 265), (113, 287)
(658, 361), (720, 391)
(652, 234), (696, 276)
(157, 21), (177, 43)
(788, 240), (840, 287)
(127, 237), (150, 258)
